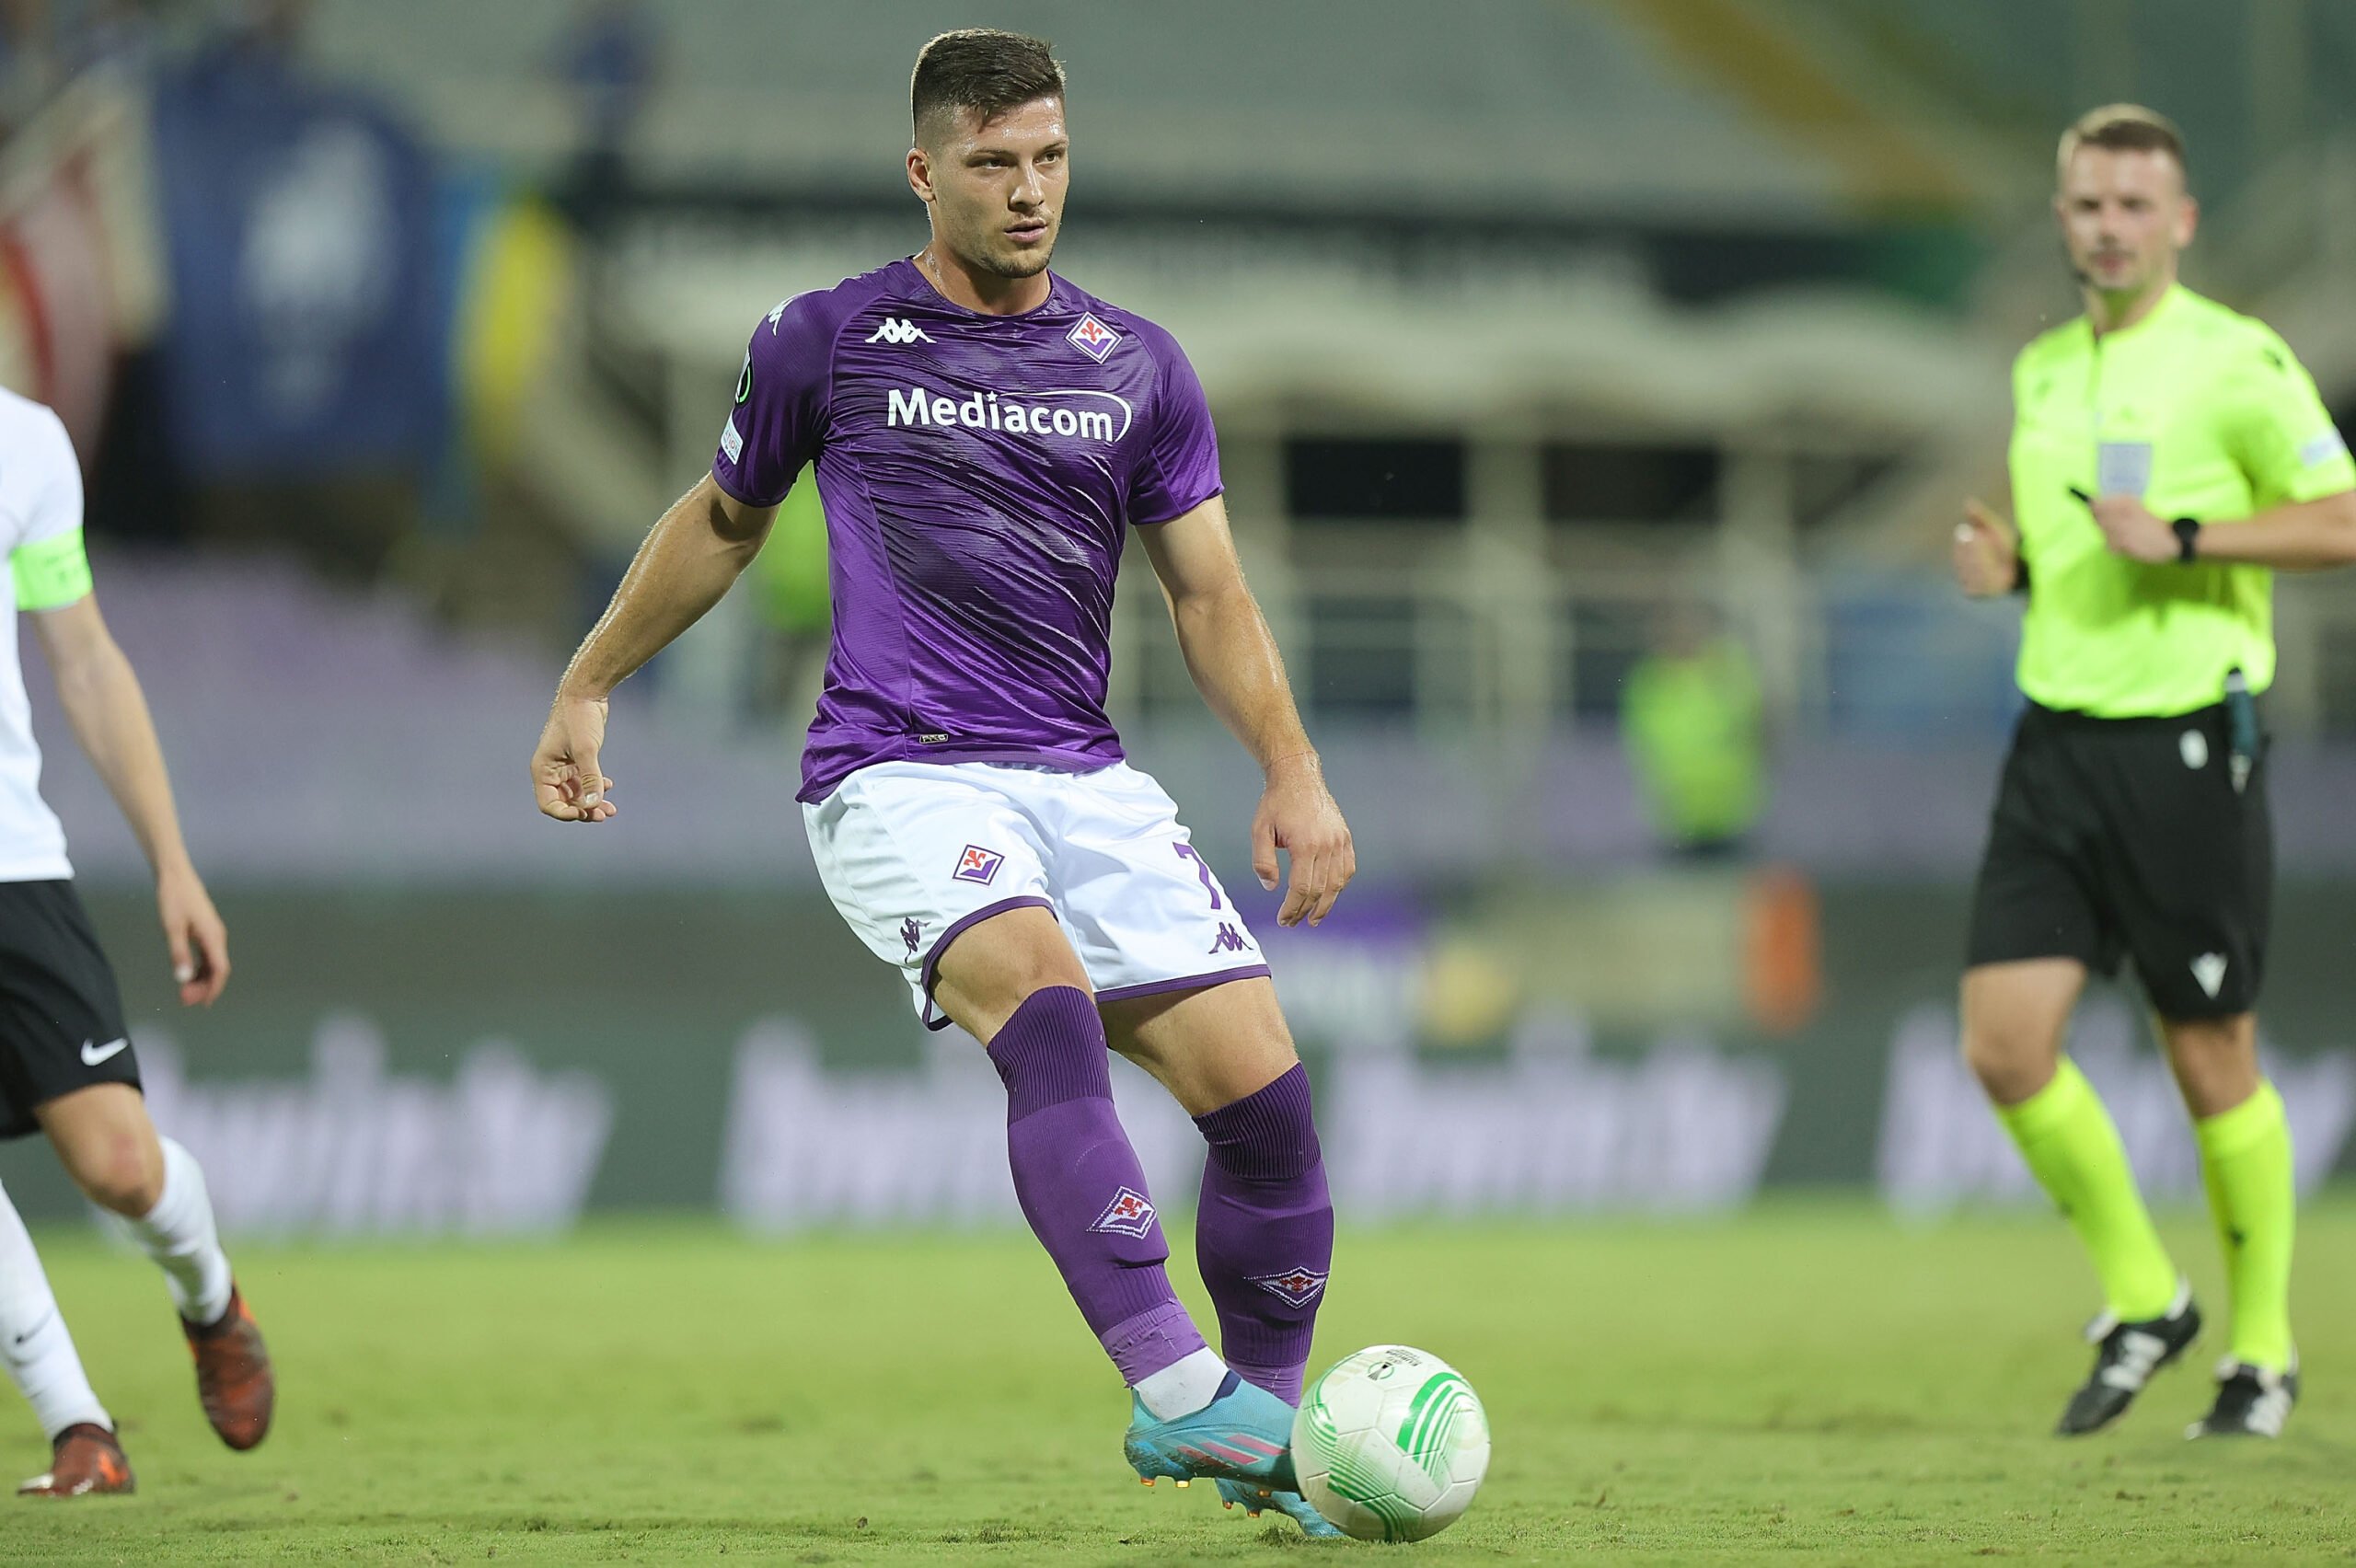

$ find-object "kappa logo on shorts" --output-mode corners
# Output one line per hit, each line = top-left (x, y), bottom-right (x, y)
(1067, 312), (1120, 363)
(1207, 922), (1253, 955)
(2180, 730), (2210, 769)
(1248, 1265), (1329, 1309)
(1090, 1187), (1158, 1238)
(901, 917), (923, 955)
(953, 845), (1004, 885)
(2191, 952), (2229, 998)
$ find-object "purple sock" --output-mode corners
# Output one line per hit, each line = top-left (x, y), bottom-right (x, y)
(1194, 1063), (1333, 1406)
(987, 986), (1206, 1386)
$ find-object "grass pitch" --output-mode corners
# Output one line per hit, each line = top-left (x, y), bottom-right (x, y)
(5, 1200), (2350, 1565)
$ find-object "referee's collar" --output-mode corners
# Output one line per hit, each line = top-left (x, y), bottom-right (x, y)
(2088, 282), (2185, 347)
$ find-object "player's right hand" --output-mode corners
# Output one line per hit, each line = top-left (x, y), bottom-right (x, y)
(156, 861), (229, 1008)
(1953, 500), (2020, 597)
(533, 693), (618, 824)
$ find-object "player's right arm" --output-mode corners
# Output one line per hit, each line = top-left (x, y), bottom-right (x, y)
(1957, 352), (2028, 598)
(537, 298), (826, 824)
(534, 476), (777, 823)
(1954, 497), (2020, 597)
(9, 408), (227, 1005)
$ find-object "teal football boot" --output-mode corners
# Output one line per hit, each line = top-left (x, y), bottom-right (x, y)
(1124, 1371), (1299, 1491)
(1217, 1477), (1345, 1538)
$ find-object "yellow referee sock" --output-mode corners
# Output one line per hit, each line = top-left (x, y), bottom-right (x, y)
(1997, 1057), (2178, 1321)
(2195, 1081), (2295, 1374)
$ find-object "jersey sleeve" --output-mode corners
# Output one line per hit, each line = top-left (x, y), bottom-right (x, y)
(2226, 328), (2356, 508)
(8, 409), (92, 611)
(1128, 329), (1223, 525)
(712, 294), (833, 508)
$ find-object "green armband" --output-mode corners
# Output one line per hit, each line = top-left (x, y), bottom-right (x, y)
(12, 527), (92, 611)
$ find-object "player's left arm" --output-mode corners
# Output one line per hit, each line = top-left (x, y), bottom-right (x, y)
(32, 593), (228, 1006)
(1137, 495), (1354, 928)
(2089, 333), (2356, 568)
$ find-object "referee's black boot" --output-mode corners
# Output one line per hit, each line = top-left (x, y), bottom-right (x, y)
(2187, 1354), (2297, 1439)
(2055, 1280), (2201, 1436)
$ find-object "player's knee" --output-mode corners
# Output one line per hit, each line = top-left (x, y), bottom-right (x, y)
(1202, 1062), (1321, 1182)
(987, 985), (1114, 1107)
(2160, 1013), (2259, 1115)
(1959, 1018), (2056, 1105)
(70, 1135), (162, 1216)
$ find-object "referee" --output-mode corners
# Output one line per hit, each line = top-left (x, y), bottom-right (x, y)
(1952, 105), (2356, 1440)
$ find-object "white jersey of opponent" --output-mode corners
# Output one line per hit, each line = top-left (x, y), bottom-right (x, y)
(0, 390), (81, 882)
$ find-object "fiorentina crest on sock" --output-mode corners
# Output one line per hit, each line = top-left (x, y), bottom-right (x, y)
(1249, 1265), (1330, 1308)
(1090, 1187), (1158, 1238)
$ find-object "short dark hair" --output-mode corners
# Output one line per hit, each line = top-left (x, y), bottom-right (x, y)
(911, 29), (1065, 145)
(2058, 104), (2188, 185)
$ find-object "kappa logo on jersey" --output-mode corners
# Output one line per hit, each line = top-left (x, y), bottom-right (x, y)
(953, 845), (1004, 885)
(885, 386), (1132, 443)
(866, 317), (934, 345)
(1067, 312), (1120, 363)
(1090, 1187), (1158, 1238)
(1248, 1265), (1329, 1308)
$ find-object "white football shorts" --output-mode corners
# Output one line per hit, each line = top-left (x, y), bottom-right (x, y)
(803, 760), (1268, 1029)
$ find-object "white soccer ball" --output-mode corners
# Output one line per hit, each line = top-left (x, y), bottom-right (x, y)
(1291, 1345), (1489, 1542)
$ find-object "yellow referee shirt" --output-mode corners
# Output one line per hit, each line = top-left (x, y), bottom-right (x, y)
(2008, 284), (2355, 717)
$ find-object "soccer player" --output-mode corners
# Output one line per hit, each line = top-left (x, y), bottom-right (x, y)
(0, 390), (274, 1495)
(1953, 105), (2356, 1439)
(532, 29), (1350, 1534)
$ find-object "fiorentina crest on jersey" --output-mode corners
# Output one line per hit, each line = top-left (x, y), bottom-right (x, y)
(1091, 1186), (1158, 1238)
(1248, 1265), (1329, 1308)
(1067, 312), (1120, 363)
(953, 844), (1004, 885)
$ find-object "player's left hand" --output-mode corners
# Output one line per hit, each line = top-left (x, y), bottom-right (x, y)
(1252, 753), (1355, 928)
(2086, 493), (2177, 563)
(156, 861), (229, 1007)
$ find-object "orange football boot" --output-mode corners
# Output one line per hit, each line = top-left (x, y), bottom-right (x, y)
(183, 1286), (273, 1450)
(17, 1423), (133, 1497)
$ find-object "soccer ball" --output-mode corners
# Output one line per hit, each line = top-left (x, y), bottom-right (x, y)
(1290, 1345), (1489, 1542)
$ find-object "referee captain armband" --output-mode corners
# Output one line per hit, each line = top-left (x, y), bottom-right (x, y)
(10, 527), (93, 611)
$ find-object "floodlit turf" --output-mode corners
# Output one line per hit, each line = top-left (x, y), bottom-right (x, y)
(4, 1199), (2350, 1564)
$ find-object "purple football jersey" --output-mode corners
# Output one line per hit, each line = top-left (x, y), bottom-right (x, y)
(713, 259), (1224, 801)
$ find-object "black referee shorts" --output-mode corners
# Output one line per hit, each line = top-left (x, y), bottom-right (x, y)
(0, 880), (138, 1139)
(1967, 700), (2271, 1020)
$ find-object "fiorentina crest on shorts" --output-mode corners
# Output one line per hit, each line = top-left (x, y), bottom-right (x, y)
(1248, 1265), (1329, 1309)
(953, 845), (1004, 885)
(1067, 313), (1120, 363)
(1091, 1186), (1158, 1238)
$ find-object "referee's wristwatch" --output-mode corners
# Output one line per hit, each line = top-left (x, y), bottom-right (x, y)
(2171, 515), (2201, 563)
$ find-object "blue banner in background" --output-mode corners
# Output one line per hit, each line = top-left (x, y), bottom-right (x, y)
(150, 42), (444, 479)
